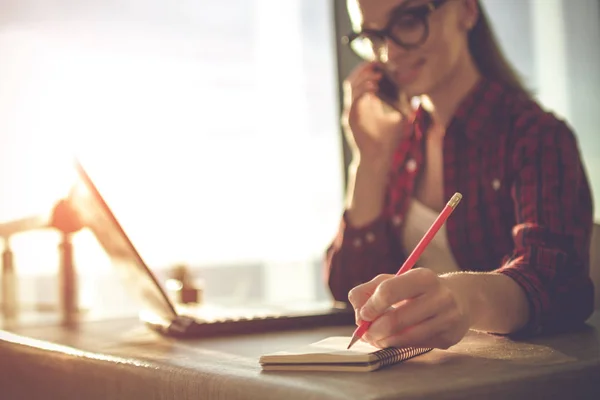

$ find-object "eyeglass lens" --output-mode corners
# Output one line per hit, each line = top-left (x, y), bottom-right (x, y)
(349, 12), (428, 60)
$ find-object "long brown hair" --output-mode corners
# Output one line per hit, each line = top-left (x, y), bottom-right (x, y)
(469, 2), (531, 98)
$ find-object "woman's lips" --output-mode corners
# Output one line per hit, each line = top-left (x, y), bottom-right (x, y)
(390, 59), (426, 86)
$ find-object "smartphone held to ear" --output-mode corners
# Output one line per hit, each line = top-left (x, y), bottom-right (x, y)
(374, 65), (401, 112)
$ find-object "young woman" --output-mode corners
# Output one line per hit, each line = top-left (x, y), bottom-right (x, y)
(324, 0), (594, 350)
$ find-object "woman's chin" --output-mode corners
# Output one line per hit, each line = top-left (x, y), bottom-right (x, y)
(401, 72), (439, 98)
(401, 80), (429, 98)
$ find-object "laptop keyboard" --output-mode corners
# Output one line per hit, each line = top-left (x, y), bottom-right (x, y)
(156, 302), (355, 337)
(179, 304), (289, 322)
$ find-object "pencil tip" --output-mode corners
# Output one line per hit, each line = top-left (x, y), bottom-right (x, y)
(347, 334), (360, 350)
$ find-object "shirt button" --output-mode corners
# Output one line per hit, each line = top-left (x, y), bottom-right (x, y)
(353, 238), (362, 248)
(492, 179), (501, 191)
(406, 158), (417, 173)
(392, 215), (403, 226)
(365, 232), (376, 243)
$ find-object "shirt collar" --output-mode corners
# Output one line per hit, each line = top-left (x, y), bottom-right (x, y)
(414, 78), (507, 140)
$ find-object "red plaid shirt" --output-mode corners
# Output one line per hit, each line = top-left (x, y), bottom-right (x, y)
(324, 78), (595, 336)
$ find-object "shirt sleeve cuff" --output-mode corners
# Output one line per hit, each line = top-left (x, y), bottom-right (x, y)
(495, 265), (546, 337)
(339, 210), (389, 254)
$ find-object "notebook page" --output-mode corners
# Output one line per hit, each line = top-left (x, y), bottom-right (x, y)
(259, 336), (380, 364)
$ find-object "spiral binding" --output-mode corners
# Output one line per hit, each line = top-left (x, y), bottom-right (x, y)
(373, 347), (432, 368)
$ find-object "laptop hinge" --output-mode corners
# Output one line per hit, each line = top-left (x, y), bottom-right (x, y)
(166, 315), (195, 335)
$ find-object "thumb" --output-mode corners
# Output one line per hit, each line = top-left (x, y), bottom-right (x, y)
(419, 95), (446, 139)
(398, 92), (416, 120)
(348, 274), (393, 311)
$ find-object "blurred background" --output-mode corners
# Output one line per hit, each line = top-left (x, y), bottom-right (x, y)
(0, 0), (598, 322)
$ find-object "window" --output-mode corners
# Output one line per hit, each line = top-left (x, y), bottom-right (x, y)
(2, 0), (598, 324)
(0, 0), (345, 319)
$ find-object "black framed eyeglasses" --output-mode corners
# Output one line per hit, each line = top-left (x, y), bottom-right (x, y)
(342, 0), (450, 61)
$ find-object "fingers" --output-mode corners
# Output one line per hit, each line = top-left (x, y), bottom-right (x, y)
(363, 292), (440, 343)
(345, 62), (379, 87)
(360, 273), (470, 350)
(354, 307), (363, 326)
(376, 309), (464, 350)
(343, 62), (382, 108)
(377, 315), (442, 348)
(352, 73), (383, 102)
(348, 274), (393, 311)
(342, 82), (381, 133)
(352, 79), (380, 103)
(359, 268), (439, 322)
(397, 92), (416, 120)
(343, 62), (417, 116)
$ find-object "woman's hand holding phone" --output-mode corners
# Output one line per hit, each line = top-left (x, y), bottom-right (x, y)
(341, 62), (414, 169)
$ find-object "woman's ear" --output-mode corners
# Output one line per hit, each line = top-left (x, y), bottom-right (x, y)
(460, 0), (480, 31)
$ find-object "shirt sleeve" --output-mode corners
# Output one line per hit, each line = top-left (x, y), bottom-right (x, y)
(496, 116), (594, 336)
(324, 211), (405, 303)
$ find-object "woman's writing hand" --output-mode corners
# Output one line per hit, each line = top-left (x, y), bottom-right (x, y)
(347, 269), (471, 349)
(341, 62), (414, 166)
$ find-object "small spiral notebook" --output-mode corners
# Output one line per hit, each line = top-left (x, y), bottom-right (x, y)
(259, 336), (432, 372)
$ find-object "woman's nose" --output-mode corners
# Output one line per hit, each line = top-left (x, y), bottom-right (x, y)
(385, 39), (412, 61)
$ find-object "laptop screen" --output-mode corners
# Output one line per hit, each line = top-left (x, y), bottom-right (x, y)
(67, 159), (177, 322)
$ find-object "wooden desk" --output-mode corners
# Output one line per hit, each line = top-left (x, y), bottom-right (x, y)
(1, 313), (599, 400)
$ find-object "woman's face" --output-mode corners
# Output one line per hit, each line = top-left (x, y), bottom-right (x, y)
(353, 0), (478, 97)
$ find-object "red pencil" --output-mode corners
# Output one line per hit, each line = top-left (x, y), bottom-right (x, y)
(347, 192), (463, 349)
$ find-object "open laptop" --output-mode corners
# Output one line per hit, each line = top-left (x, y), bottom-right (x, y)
(65, 159), (354, 337)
